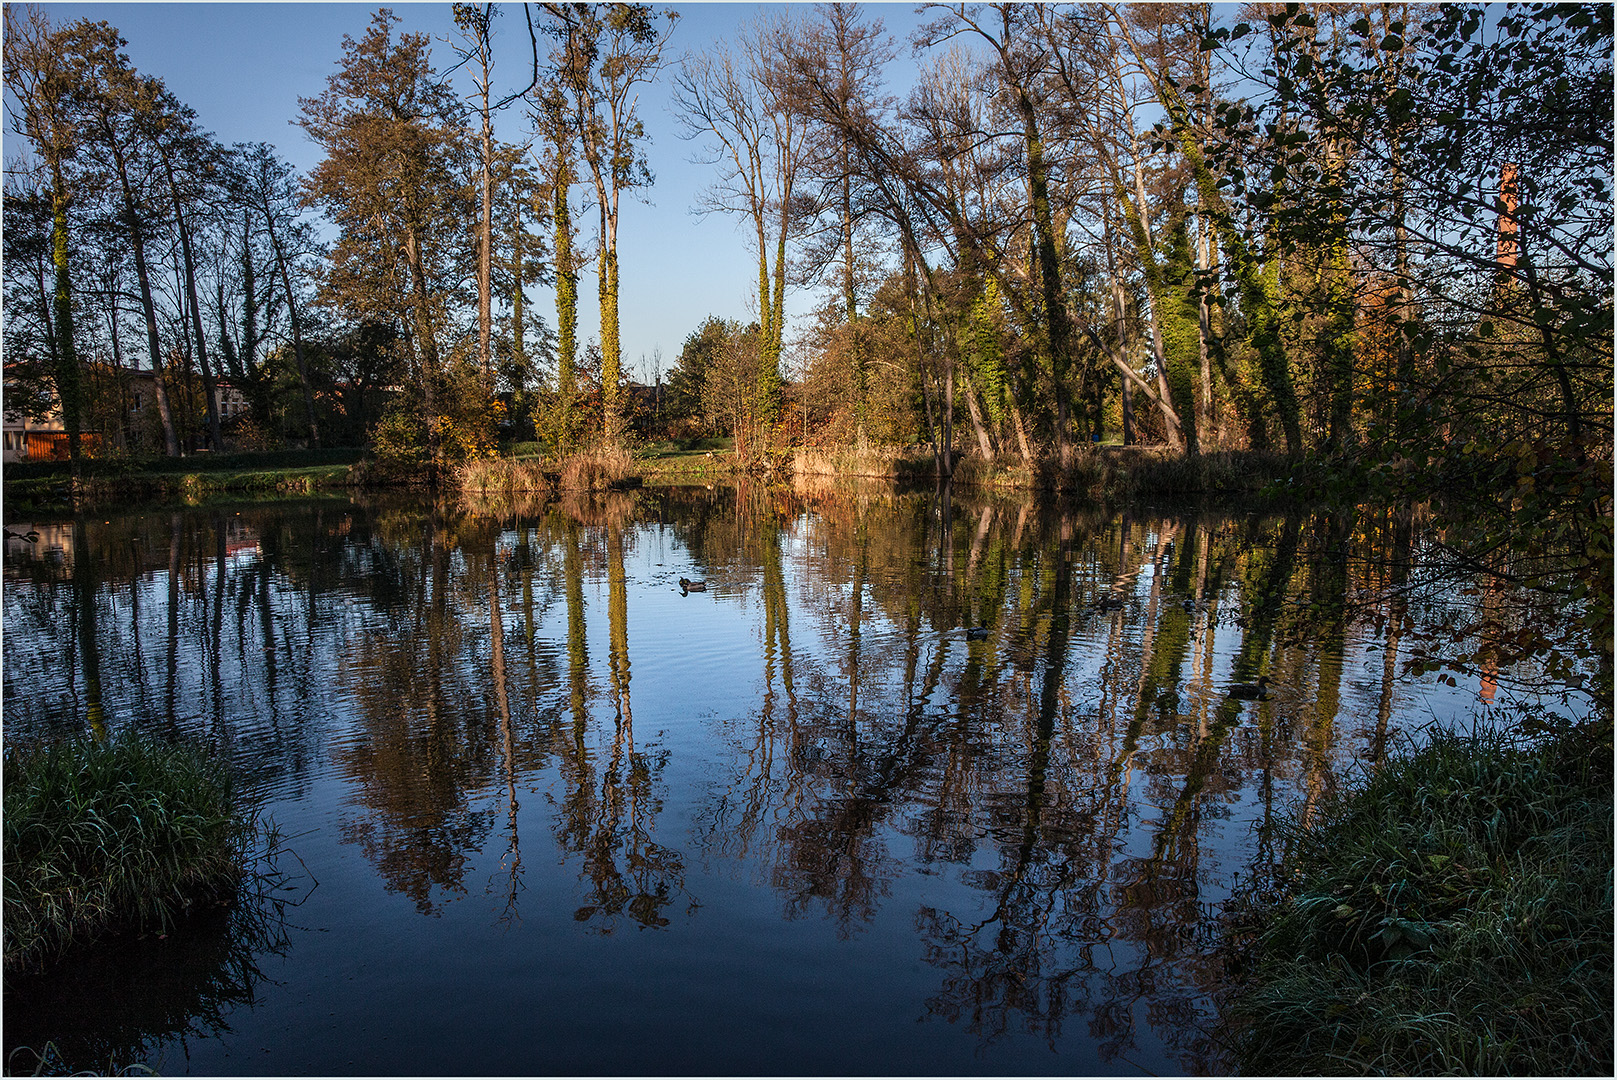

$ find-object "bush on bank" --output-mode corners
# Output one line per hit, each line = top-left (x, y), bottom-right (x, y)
(1221, 723), (1613, 1076)
(3, 734), (257, 974)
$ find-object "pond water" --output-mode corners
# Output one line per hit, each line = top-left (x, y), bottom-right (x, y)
(3, 484), (1502, 1075)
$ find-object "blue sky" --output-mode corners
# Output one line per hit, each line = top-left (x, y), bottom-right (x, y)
(19, 2), (932, 382)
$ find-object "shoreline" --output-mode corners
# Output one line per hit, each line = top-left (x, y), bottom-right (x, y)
(4, 444), (1304, 515)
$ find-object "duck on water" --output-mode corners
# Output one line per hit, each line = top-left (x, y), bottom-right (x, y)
(1226, 675), (1274, 700)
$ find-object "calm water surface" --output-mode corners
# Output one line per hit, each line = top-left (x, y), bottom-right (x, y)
(3, 485), (1496, 1075)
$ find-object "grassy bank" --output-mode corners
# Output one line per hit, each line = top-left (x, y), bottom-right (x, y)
(636, 438), (739, 482)
(3, 734), (259, 974)
(5, 449), (363, 513)
(453, 442), (1298, 505)
(1220, 724), (1613, 1075)
(4, 442), (1302, 513)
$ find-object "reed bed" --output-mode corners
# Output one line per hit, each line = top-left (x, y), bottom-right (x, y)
(3, 734), (257, 974)
(792, 445), (924, 480)
(456, 456), (556, 496)
(558, 446), (638, 490)
(1221, 724), (1613, 1076)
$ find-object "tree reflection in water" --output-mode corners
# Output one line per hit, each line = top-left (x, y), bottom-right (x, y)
(1, 486), (1515, 1072)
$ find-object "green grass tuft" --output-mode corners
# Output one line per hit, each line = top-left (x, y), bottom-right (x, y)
(1222, 725), (1613, 1075)
(3, 734), (257, 974)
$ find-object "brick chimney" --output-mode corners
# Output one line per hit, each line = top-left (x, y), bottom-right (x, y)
(1496, 163), (1519, 269)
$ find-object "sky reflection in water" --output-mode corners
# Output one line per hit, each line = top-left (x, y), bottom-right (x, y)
(2, 486), (1493, 1075)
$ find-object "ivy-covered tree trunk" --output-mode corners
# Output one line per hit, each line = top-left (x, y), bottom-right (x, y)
(1018, 94), (1073, 454)
(1179, 132), (1303, 458)
(552, 151), (578, 451)
(763, 219), (790, 439)
(599, 243), (622, 445)
(1115, 177), (1190, 453)
(1160, 220), (1205, 457)
(753, 221), (779, 450)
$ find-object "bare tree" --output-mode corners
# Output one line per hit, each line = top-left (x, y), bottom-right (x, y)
(60, 18), (184, 456)
(3, 6), (86, 465)
(673, 9), (807, 460)
(779, 3), (897, 442)
(227, 141), (322, 446)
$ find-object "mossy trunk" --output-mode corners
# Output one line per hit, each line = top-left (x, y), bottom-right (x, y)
(554, 156), (578, 450)
(599, 245), (622, 445)
(1019, 97), (1073, 453)
(1179, 132), (1303, 458)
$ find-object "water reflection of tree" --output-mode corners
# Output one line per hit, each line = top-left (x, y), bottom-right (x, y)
(694, 488), (797, 865)
(0, 488), (1523, 1072)
(515, 496), (689, 932)
(676, 495), (1349, 1066)
(486, 532), (523, 923)
(336, 506), (497, 913)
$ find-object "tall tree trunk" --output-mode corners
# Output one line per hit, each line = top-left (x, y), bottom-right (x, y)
(1179, 137), (1302, 457)
(403, 222), (441, 480)
(1323, 137), (1355, 455)
(1010, 393), (1034, 468)
(842, 165), (866, 443)
(112, 141), (180, 457)
(161, 152), (223, 452)
(1197, 214), (1215, 447)
(960, 369), (995, 462)
(600, 241), (622, 444)
(263, 215), (321, 447)
(1118, 22), (1303, 458)
(753, 214), (778, 454)
(1019, 92), (1072, 455)
(477, 68), (495, 389)
(761, 209), (790, 446)
(512, 215), (529, 438)
(941, 321), (954, 478)
(48, 163), (83, 469)
(553, 152), (578, 450)
(1123, 156), (1196, 455)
